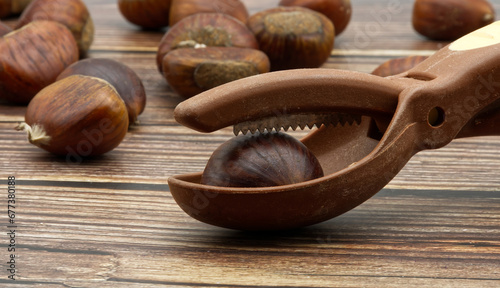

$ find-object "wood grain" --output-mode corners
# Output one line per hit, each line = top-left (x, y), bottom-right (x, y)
(0, 0), (499, 287)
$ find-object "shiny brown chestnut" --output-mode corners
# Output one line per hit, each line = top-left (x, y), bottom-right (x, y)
(0, 20), (79, 104)
(57, 58), (146, 125)
(201, 131), (324, 187)
(279, 0), (352, 35)
(118, 0), (171, 29)
(372, 55), (429, 77)
(412, 0), (495, 41)
(17, 75), (129, 159)
(247, 6), (335, 71)
(162, 46), (270, 98)
(16, 0), (94, 55)
(156, 13), (259, 73)
(169, 0), (249, 27)
(0, 0), (32, 18)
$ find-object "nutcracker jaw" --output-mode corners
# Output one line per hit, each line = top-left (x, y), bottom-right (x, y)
(173, 68), (400, 136)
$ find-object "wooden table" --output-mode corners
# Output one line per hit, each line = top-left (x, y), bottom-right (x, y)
(1, 0), (499, 287)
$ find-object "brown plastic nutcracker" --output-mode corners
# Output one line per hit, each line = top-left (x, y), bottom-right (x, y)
(169, 22), (500, 230)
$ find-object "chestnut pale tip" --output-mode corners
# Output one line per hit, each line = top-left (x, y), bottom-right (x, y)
(16, 122), (51, 147)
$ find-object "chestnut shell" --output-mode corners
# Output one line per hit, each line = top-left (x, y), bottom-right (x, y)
(372, 55), (429, 77)
(279, 0), (352, 35)
(0, 20), (79, 104)
(118, 0), (171, 29)
(23, 75), (129, 156)
(0, 20), (12, 36)
(169, 0), (249, 27)
(0, 0), (33, 18)
(16, 0), (94, 55)
(201, 132), (324, 188)
(247, 6), (335, 71)
(57, 58), (146, 125)
(162, 46), (270, 99)
(412, 0), (495, 41)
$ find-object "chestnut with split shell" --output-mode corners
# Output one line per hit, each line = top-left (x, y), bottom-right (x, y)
(169, 22), (500, 230)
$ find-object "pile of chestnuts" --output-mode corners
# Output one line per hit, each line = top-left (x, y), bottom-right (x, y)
(156, 12), (268, 98)
(0, 0), (146, 160)
(119, 0), (351, 99)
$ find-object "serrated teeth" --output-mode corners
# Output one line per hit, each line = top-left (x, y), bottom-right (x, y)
(233, 113), (363, 135)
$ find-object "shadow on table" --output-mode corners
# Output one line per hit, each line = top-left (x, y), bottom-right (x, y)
(202, 214), (378, 250)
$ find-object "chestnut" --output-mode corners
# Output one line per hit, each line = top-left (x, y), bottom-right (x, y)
(372, 55), (429, 77)
(118, 0), (171, 29)
(16, 75), (129, 158)
(0, 0), (33, 18)
(247, 6), (335, 71)
(162, 46), (270, 98)
(0, 20), (79, 104)
(16, 0), (94, 55)
(201, 131), (324, 188)
(57, 58), (146, 125)
(279, 0), (352, 35)
(156, 13), (259, 73)
(169, 0), (249, 27)
(0, 20), (12, 36)
(412, 0), (495, 41)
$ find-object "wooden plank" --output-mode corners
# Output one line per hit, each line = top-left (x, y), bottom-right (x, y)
(10, 184), (500, 287)
(4, 120), (500, 189)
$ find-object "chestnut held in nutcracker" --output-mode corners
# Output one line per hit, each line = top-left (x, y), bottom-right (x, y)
(201, 131), (324, 188)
